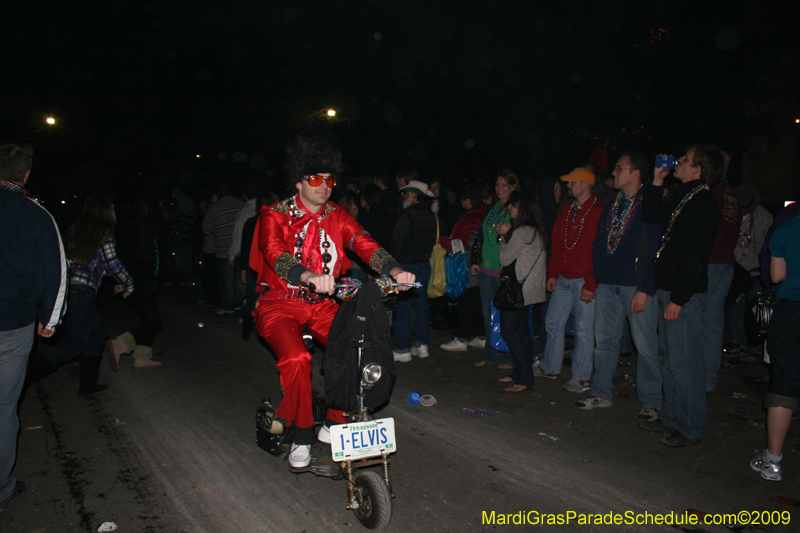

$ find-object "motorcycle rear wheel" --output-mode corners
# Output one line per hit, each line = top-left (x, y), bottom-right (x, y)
(352, 470), (392, 530)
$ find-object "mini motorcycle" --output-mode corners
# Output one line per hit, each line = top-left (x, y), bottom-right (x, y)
(256, 277), (420, 530)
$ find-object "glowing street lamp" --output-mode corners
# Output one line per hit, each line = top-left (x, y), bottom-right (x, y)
(46, 117), (56, 125)
(326, 109), (336, 117)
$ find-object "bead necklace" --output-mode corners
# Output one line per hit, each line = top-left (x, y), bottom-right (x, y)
(655, 182), (709, 260)
(485, 202), (508, 237)
(738, 214), (757, 254)
(563, 197), (597, 251)
(0, 179), (38, 203)
(605, 189), (643, 255)
(292, 225), (333, 275)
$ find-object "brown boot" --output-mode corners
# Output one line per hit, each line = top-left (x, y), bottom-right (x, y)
(133, 346), (161, 370)
(104, 332), (137, 372)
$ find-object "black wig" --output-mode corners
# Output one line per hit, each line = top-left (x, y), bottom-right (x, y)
(284, 135), (344, 189)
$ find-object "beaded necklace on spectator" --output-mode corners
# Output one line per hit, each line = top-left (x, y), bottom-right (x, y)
(655, 182), (709, 260)
(0, 179), (37, 203)
(563, 197), (597, 251)
(738, 214), (758, 254)
(605, 188), (643, 255)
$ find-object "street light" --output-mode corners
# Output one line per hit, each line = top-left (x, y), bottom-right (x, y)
(327, 109), (336, 117)
(46, 117), (56, 125)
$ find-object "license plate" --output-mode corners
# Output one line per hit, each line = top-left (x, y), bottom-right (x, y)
(330, 418), (396, 462)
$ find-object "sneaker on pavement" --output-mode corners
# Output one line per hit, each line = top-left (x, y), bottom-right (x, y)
(441, 337), (468, 352)
(467, 336), (486, 348)
(576, 396), (612, 410)
(393, 351), (412, 363)
(0, 480), (26, 512)
(658, 429), (701, 448)
(638, 406), (660, 423)
(637, 418), (670, 433)
(533, 365), (559, 379)
(288, 444), (311, 470)
(562, 377), (590, 392)
(317, 423), (331, 444)
(411, 344), (430, 358)
(750, 452), (782, 481)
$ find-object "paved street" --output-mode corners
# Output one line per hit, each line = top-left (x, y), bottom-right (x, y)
(3, 286), (798, 532)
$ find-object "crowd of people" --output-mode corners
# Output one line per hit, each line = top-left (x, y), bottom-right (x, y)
(2, 136), (799, 509)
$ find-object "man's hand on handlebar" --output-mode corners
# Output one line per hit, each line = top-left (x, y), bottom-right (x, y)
(390, 267), (416, 291)
(301, 271), (336, 295)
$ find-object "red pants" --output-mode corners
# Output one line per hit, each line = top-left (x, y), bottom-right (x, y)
(255, 297), (346, 439)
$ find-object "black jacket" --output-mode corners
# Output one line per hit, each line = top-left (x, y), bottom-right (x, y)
(390, 202), (438, 264)
(642, 180), (720, 307)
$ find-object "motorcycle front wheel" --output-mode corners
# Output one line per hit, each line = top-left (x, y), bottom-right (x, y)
(352, 469), (392, 530)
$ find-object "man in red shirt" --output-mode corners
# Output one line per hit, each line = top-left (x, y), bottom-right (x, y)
(250, 136), (414, 472)
(535, 167), (604, 392)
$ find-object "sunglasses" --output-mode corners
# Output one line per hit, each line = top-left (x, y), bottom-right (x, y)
(303, 174), (336, 188)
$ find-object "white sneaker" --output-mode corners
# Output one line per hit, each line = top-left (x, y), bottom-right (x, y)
(576, 396), (613, 410)
(563, 377), (590, 393)
(439, 337), (468, 352)
(317, 424), (331, 444)
(288, 444), (311, 469)
(411, 344), (429, 358)
(441, 337), (468, 352)
(467, 336), (486, 348)
(393, 351), (412, 363)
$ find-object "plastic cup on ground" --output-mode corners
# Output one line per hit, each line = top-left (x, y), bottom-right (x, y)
(407, 392), (421, 406)
(420, 395), (436, 407)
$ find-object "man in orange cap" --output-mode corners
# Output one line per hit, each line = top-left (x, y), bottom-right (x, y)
(535, 165), (604, 393)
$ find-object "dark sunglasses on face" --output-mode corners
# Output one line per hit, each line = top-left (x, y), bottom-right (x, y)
(303, 174), (336, 188)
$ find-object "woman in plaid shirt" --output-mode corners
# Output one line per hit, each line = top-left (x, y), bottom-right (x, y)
(26, 192), (134, 395)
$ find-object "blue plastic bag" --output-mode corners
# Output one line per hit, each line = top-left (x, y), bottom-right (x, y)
(444, 252), (469, 300)
(489, 300), (535, 353)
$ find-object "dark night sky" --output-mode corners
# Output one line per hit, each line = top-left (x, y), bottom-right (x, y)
(2, 0), (797, 205)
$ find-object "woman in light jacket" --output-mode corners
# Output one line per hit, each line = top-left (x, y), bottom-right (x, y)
(495, 190), (548, 392)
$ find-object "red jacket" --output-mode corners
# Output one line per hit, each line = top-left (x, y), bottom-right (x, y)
(708, 182), (742, 266)
(249, 196), (397, 295)
(440, 204), (488, 251)
(547, 195), (604, 292)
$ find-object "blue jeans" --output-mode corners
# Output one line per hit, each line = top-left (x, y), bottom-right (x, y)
(501, 306), (534, 387)
(591, 285), (660, 407)
(657, 289), (708, 440)
(478, 271), (512, 366)
(540, 276), (595, 380)
(701, 264), (733, 392)
(0, 323), (34, 501)
(217, 257), (239, 312)
(394, 262), (431, 352)
(44, 285), (106, 369)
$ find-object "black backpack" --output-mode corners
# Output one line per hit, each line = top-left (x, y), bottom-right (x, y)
(323, 280), (396, 412)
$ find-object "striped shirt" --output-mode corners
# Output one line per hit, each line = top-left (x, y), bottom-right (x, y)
(202, 195), (245, 258)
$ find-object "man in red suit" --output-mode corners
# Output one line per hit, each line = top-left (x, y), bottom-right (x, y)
(250, 136), (415, 471)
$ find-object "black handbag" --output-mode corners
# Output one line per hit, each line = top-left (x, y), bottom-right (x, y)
(494, 260), (524, 311)
(750, 288), (776, 339)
